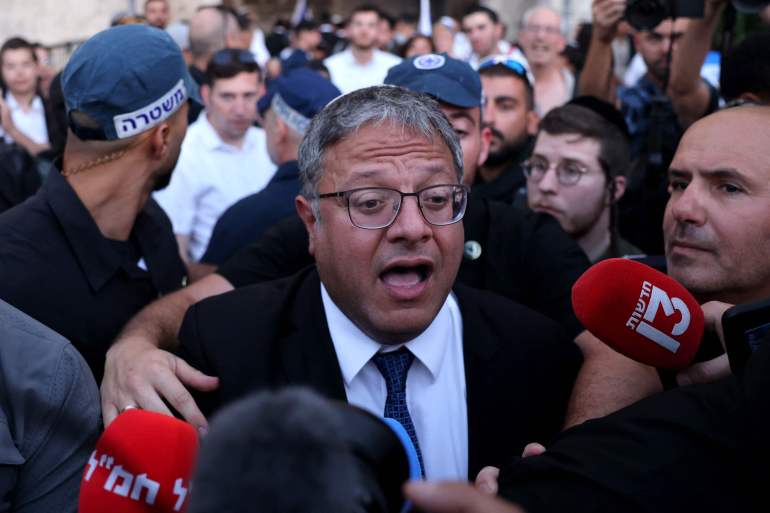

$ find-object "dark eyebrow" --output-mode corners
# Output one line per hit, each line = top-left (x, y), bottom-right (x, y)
(492, 95), (519, 104)
(447, 110), (476, 126)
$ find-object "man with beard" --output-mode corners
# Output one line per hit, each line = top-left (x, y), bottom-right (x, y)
(581, 0), (722, 254)
(324, 4), (401, 93)
(475, 56), (539, 204)
(0, 25), (193, 381)
(581, 0), (721, 159)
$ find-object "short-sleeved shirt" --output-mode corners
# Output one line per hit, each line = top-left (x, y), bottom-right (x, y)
(324, 48), (402, 94)
(0, 168), (187, 381)
(202, 160), (300, 266)
(154, 113), (277, 261)
(218, 197), (589, 338)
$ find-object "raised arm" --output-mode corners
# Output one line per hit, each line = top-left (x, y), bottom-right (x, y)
(667, 0), (726, 129)
(578, 0), (627, 101)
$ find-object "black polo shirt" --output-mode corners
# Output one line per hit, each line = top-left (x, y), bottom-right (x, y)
(218, 197), (589, 338)
(0, 169), (187, 381)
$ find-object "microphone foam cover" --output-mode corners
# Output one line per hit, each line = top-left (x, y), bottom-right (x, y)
(79, 409), (199, 513)
(572, 258), (704, 370)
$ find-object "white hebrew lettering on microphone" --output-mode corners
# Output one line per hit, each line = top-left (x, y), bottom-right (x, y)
(87, 450), (190, 508)
(625, 281), (690, 353)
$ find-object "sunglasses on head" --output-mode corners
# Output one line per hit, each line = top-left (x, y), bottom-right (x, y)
(211, 49), (257, 66)
(478, 56), (529, 78)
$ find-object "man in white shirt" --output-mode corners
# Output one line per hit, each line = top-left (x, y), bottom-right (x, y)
(324, 5), (401, 94)
(518, 7), (575, 115)
(0, 37), (50, 156)
(461, 5), (528, 70)
(155, 49), (276, 264)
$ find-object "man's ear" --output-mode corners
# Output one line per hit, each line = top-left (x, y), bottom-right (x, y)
(526, 110), (539, 136)
(610, 175), (627, 203)
(295, 195), (318, 256)
(200, 84), (211, 109)
(477, 126), (492, 168)
(148, 122), (171, 160)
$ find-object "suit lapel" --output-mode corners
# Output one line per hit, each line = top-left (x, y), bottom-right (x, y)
(455, 285), (504, 480)
(278, 268), (348, 402)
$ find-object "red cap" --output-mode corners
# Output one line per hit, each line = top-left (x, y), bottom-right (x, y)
(79, 410), (199, 513)
(572, 258), (704, 370)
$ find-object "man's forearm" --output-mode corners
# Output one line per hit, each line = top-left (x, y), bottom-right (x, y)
(578, 36), (615, 102)
(116, 273), (234, 350)
(668, 2), (725, 127)
(564, 331), (663, 427)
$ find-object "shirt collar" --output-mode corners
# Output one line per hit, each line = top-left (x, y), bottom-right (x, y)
(44, 164), (160, 291)
(321, 282), (455, 385)
(5, 93), (43, 112)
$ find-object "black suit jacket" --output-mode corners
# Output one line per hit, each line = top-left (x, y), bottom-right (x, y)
(178, 266), (582, 480)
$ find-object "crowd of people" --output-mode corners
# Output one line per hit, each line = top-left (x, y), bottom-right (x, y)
(1, 0), (770, 511)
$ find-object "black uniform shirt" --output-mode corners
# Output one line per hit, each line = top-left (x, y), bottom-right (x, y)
(218, 197), (589, 338)
(0, 169), (187, 381)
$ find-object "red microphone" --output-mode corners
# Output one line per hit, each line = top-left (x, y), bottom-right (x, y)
(79, 410), (199, 513)
(572, 258), (704, 370)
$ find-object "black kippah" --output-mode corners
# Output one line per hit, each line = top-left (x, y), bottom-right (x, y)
(568, 95), (630, 140)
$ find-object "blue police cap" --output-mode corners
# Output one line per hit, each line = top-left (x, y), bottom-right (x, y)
(257, 68), (341, 134)
(384, 53), (482, 109)
(62, 24), (200, 141)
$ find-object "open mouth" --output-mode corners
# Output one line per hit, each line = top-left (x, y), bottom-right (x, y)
(380, 264), (433, 288)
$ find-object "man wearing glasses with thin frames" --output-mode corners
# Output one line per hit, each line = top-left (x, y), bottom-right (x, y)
(174, 85), (582, 482)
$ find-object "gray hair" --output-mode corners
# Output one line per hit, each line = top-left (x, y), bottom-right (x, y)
(298, 86), (464, 205)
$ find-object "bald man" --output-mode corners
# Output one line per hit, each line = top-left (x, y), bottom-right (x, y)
(188, 6), (241, 83)
(410, 106), (770, 513)
(517, 7), (572, 114)
(187, 6), (243, 122)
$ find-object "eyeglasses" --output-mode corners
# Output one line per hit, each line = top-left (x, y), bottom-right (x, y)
(522, 157), (592, 186)
(211, 49), (257, 66)
(318, 184), (469, 230)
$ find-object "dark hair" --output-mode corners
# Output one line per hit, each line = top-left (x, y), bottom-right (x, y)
(478, 63), (535, 110)
(188, 388), (411, 513)
(539, 103), (631, 254)
(721, 32), (770, 103)
(396, 13), (418, 25)
(349, 4), (382, 21)
(293, 19), (320, 33)
(379, 10), (396, 29)
(0, 37), (37, 65)
(462, 4), (499, 24)
(203, 49), (261, 86)
(399, 34), (436, 58)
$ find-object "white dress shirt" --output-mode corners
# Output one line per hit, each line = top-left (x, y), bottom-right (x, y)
(321, 283), (468, 480)
(1, 93), (49, 146)
(154, 113), (276, 261)
(324, 48), (402, 94)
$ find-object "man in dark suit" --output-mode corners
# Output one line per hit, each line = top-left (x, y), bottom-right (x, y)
(177, 85), (582, 480)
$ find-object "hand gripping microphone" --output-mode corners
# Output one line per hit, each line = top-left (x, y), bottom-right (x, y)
(79, 409), (199, 513)
(572, 258), (704, 370)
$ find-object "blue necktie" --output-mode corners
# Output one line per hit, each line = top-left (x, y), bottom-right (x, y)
(373, 347), (425, 477)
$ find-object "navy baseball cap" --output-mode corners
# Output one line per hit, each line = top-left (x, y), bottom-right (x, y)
(257, 68), (341, 134)
(62, 25), (200, 141)
(384, 53), (483, 108)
